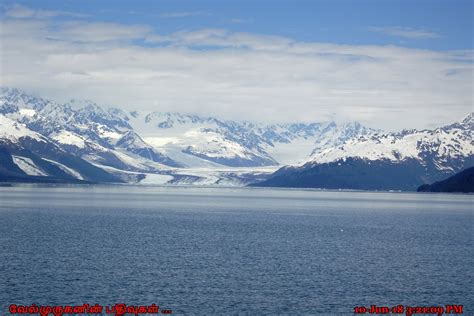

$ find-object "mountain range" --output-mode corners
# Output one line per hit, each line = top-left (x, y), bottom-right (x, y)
(0, 87), (472, 190)
(0, 87), (376, 184)
(253, 113), (473, 190)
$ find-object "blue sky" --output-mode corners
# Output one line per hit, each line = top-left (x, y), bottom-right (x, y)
(3, 0), (472, 50)
(0, 1), (472, 129)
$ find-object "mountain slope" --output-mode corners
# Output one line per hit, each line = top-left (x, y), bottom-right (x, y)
(0, 114), (125, 183)
(0, 88), (181, 172)
(418, 167), (474, 193)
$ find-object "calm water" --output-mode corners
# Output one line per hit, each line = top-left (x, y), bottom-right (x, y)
(0, 185), (472, 315)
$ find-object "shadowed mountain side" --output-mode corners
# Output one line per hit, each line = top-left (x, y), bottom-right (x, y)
(418, 167), (474, 193)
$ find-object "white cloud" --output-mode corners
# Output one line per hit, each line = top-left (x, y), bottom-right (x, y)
(53, 21), (152, 43)
(148, 28), (295, 51)
(369, 26), (439, 39)
(4, 4), (88, 19)
(0, 18), (472, 131)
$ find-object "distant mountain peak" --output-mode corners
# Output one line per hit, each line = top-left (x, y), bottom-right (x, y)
(461, 112), (473, 127)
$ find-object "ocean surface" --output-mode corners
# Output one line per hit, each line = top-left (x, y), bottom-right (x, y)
(0, 185), (472, 315)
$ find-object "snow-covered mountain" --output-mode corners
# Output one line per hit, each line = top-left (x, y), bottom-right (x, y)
(0, 88), (180, 175)
(0, 114), (128, 183)
(0, 87), (381, 185)
(309, 114), (473, 170)
(127, 111), (278, 167)
(253, 114), (473, 190)
(3, 87), (470, 189)
(123, 110), (378, 168)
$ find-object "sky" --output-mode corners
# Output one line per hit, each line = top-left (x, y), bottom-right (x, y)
(0, 0), (472, 130)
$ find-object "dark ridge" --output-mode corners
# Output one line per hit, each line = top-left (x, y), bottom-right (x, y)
(417, 167), (474, 193)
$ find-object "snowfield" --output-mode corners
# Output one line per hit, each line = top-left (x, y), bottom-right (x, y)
(0, 115), (47, 143)
(52, 131), (87, 148)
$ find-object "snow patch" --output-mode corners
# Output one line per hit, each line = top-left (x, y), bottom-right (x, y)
(12, 156), (48, 176)
(96, 124), (122, 140)
(42, 158), (84, 180)
(19, 108), (36, 117)
(52, 131), (86, 148)
(140, 173), (174, 185)
(144, 136), (181, 147)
